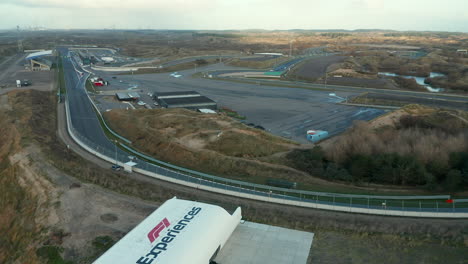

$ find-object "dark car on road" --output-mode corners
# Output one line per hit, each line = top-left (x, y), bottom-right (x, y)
(111, 164), (122, 171)
(22, 79), (31, 86)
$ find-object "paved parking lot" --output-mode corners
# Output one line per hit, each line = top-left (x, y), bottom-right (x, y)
(88, 63), (385, 144)
(0, 54), (54, 92)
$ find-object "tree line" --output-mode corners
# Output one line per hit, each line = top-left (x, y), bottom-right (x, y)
(287, 112), (468, 192)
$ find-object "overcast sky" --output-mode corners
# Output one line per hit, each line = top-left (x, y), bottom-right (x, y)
(0, 0), (467, 32)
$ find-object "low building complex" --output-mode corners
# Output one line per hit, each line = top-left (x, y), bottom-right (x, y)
(159, 96), (217, 110)
(115, 92), (140, 101)
(25, 50), (54, 71)
(93, 197), (314, 264)
(154, 91), (201, 100)
(154, 91), (217, 110)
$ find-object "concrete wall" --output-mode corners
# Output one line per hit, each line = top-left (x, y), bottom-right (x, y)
(91, 65), (158, 72)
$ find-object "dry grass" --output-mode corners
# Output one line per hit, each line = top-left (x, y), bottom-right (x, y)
(0, 164), (44, 264)
(103, 108), (309, 183)
(0, 92), (52, 264)
(325, 105), (468, 166)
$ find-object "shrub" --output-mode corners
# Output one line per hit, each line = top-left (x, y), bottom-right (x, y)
(444, 170), (463, 191)
(36, 246), (73, 264)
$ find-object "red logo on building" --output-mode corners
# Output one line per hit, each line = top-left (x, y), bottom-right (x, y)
(147, 218), (170, 243)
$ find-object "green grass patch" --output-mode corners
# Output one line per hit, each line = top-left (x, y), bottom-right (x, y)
(36, 246), (73, 264)
(219, 107), (246, 120)
(85, 79), (96, 93)
(227, 56), (290, 69)
(86, 235), (116, 261)
(58, 56), (66, 95)
(92, 236), (115, 252)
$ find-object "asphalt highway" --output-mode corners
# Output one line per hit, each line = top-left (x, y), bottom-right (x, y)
(59, 47), (116, 151)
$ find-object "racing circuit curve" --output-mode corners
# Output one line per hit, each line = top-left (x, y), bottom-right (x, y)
(58, 47), (468, 218)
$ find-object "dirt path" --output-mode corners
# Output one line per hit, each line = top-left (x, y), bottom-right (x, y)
(25, 136), (158, 261)
(449, 112), (468, 125)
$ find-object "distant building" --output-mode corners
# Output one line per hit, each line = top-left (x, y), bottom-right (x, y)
(153, 90), (217, 110)
(254, 52), (283, 56)
(101, 57), (115, 63)
(159, 96), (217, 110)
(198, 108), (217, 114)
(456, 49), (467, 54)
(116, 92), (140, 101)
(25, 50), (53, 71)
(93, 197), (314, 264)
(153, 91), (201, 100)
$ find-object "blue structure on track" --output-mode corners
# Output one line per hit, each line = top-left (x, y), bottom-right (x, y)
(306, 130), (329, 142)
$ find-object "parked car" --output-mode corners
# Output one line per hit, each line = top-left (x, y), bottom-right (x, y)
(22, 79), (31, 86)
(111, 164), (122, 171)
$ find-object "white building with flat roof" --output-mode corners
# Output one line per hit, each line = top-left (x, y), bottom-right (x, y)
(93, 197), (314, 264)
(93, 197), (241, 264)
(25, 50), (53, 71)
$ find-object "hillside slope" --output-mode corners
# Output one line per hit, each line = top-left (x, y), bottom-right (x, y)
(104, 108), (314, 185)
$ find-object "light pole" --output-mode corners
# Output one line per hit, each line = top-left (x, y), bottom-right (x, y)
(114, 140), (118, 165)
(325, 71), (328, 86)
(289, 40), (294, 57)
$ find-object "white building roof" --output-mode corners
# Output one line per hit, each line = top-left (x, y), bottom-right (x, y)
(93, 197), (241, 264)
(215, 221), (314, 264)
(101, 57), (115, 62)
(254, 52), (283, 56)
(198, 108), (216, 114)
(124, 161), (137, 166)
(25, 50), (53, 60)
